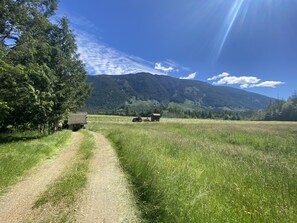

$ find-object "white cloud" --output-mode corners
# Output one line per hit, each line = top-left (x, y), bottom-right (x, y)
(248, 81), (286, 88)
(154, 63), (174, 73)
(239, 84), (250, 89)
(214, 76), (261, 86)
(209, 72), (285, 89)
(75, 31), (164, 75)
(180, 72), (197, 80)
(207, 72), (230, 81)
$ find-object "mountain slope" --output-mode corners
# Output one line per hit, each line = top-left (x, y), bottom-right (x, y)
(85, 73), (272, 113)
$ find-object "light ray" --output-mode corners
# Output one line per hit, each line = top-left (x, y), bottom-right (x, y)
(217, 0), (245, 57)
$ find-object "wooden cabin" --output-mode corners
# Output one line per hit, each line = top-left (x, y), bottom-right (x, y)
(68, 112), (87, 131)
(151, 113), (161, 122)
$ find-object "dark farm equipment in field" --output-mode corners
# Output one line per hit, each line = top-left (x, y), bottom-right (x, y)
(150, 113), (161, 122)
(68, 113), (87, 131)
(132, 116), (143, 122)
(132, 113), (161, 122)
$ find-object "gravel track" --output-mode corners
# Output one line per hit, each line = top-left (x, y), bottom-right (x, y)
(0, 132), (83, 223)
(76, 132), (140, 223)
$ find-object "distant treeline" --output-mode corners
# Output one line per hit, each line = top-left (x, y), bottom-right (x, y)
(0, 0), (90, 133)
(259, 93), (297, 121)
(96, 108), (242, 120)
(86, 105), (243, 121)
(86, 92), (297, 121)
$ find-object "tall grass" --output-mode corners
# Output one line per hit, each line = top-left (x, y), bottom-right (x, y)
(0, 131), (71, 194)
(32, 130), (96, 222)
(88, 119), (297, 222)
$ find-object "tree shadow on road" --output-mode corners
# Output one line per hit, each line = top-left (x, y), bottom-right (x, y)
(0, 131), (48, 145)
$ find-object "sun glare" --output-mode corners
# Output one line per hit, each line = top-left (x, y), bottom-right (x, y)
(215, 0), (290, 58)
(217, 0), (245, 57)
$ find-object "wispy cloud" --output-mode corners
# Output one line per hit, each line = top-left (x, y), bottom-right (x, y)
(56, 13), (189, 76)
(208, 72), (285, 89)
(53, 13), (102, 36)
(154, 63), (174, 73)
(75, 31), (164, 75)
(180, 72), (197, 80)
(164, 59), (191, 72)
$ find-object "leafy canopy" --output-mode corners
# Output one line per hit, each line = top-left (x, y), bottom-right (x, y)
(0, 0), (90, 132)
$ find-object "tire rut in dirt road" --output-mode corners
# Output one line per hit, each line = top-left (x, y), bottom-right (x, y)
(76, 132), (140, 223)
(0, 132), (83, 223)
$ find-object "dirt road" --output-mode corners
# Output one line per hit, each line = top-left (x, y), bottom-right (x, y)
(76, 132), (140, 223)
(0, 132), (83, 223)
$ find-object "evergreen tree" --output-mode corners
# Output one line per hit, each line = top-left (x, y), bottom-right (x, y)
(0, 0), (90, 132)
(263, 93), (297, 121)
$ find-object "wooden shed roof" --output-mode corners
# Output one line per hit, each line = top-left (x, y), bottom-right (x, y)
(68, 113), (87, 125)
(152, 113), (161, 117)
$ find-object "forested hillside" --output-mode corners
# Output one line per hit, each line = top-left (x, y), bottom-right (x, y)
(85, 73), (272, 115)
(0, 0), (90, 132)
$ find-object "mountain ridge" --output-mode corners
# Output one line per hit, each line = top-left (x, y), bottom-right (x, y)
(84, 72), (272, 114)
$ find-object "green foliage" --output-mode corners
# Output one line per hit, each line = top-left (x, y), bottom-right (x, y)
(0, 0), (58, 47)
(47, 17), (91, 129)
(0, 59), (55, 129)
(264, 93), (297, 121)
(0, 130), (71, 194)
(0, 1), (90, 132)
(88, 117), (297, 222)
(0, 101), (12, 127)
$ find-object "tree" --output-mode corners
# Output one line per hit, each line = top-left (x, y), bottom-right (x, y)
(0, 0), (58, 47)
(263, 93), (297, 121)
(0, 1), (90, 132)
(48, 17), (90, 131)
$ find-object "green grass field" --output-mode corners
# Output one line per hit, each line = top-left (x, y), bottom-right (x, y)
(0, 131), (72, 194)
(88, 115), (297, 223)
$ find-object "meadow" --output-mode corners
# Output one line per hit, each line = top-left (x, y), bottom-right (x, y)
(88, 115), (297, 223)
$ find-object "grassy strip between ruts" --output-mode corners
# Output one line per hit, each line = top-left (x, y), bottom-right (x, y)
(29, 130), (96, 223)
(0, 131), (72, 195)
(87, 119), (297, 223)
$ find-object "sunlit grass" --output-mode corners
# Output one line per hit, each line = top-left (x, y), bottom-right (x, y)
(88, 114), (297, 125)
(88, 116), (297, 222)
(0, 131), (72, 194)
(88, 114), (133, 123)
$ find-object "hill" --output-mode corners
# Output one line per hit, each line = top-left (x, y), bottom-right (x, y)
(84, 73), (272, 114)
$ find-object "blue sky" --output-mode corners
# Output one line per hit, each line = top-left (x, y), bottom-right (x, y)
(57, 0), (297, 99)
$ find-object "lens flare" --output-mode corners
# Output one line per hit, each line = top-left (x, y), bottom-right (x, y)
(217, 0), (245, 57)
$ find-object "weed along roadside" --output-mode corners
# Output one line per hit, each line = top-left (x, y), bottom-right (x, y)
(0, 131), (82, 222)
(0, 131), (72, 195)
(87, 116), (297, 223)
